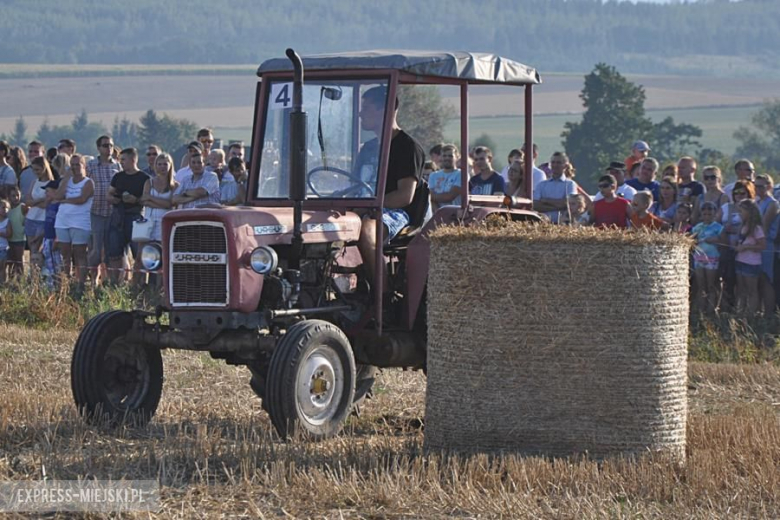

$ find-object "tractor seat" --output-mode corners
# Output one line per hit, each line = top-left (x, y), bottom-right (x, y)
(383, 179), (429, 254)
(384, 225), (422, 253)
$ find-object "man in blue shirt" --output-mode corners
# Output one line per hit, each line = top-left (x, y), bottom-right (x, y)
(626, 157), (660, 201)
(429, 144), (462, 210)
(533, 151), (578, 223)
(468, 146), (504, 195)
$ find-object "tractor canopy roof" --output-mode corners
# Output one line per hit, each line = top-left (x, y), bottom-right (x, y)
(257, 50), (541, 85)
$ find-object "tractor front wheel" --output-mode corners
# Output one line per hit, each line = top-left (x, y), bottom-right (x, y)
(264, 320), (356, 440)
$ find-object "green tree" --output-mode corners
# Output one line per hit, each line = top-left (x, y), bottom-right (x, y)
(35, 111), (108, 152)
(10, 116), (27, 147)
(562, 63), (703, 190)
(36, 120), (72, 149)
(397, 86), (448, 155)
(72, 109), (89, 133)
(136, 109), (197, 153)
(112, 116), (138, 149)
(562, 63), (653, 190)
(734, 99), (780, 170)
(650, 117), (703, 164)
(469, 133), (503, 170)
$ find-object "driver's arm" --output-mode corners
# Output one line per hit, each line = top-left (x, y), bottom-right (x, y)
(384, 177), (417, 209)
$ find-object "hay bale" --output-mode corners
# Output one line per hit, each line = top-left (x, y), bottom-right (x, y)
(424, 223), (690, 459)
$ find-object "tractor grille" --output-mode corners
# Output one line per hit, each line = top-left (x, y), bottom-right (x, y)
(170, 223), (229, 306)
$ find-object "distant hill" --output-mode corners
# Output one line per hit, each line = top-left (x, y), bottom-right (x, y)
(2, 0), (778, 77)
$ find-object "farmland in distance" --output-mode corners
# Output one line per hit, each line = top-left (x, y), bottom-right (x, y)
(1, 67), (777, 164)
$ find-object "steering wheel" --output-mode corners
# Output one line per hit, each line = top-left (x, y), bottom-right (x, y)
(307, 165), (375, 198)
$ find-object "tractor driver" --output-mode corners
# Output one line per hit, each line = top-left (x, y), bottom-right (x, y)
(355, 86), (425, 290)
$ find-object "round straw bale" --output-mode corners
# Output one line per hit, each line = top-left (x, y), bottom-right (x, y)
(424, 223), (690, 460)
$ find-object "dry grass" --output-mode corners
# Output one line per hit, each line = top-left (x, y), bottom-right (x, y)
(1, 324), (779, 518)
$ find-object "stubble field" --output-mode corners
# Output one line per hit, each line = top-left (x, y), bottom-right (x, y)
(1, 323), (780, 518)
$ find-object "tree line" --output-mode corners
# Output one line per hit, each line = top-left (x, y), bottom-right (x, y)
(0, 110), (197, 163)
(1, 0), (778, 76)
(563, 63), (780, 191)
(3, 66), (777, 192)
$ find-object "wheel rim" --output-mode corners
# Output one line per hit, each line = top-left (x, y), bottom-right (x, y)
(100, 339), (151, 412)
(296, 345), (345, 426)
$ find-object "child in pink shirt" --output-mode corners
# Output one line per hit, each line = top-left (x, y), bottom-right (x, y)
(734, 199), (766, 315)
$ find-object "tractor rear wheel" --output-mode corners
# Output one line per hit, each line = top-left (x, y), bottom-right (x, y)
(71, 311), (163, 426)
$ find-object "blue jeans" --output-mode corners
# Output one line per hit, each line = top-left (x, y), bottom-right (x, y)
(107, 209), (140, 260)
(88, 213), (111, 267)
(382, 208), (410, 243)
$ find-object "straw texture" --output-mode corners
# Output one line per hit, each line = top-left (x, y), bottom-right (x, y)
(424, 223), (690, 459)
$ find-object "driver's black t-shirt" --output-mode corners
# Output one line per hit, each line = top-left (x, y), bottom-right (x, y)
(355, 129), (424, 214)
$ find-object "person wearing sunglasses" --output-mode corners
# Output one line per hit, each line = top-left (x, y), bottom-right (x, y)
(86, 135), (121, 282)
(591, 174), (630, 229)
(724, 159), (756, 201)
(717, 180), (755, 311)
(691, 166), (728, 224)
(593, 161), (637, 202)
(754, 174), (778, 315)
(196, 127), (214, 158)
(142, 145), (161, 177)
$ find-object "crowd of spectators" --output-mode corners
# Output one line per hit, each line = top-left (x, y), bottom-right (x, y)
(425, 139), (778, 318)
(0, 129), (247, 292)
(0, 127), (777, 319)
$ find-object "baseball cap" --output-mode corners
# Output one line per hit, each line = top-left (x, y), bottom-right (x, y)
(632, 140), (650, 152)
(605, 161), (626, 171)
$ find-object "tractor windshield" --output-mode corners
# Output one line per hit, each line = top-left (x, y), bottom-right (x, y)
(256, 78), (389, 200)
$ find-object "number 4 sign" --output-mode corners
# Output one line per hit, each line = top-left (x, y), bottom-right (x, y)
(270, 82), (293, 110)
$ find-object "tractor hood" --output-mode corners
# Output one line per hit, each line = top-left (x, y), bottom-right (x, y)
(162, 206), (362, 246)
(160, 206), (362, 312)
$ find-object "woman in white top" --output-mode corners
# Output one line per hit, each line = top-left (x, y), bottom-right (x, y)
(24, 157), (54, 267)
(717, 180), (754, 311)
(54, 154), (94, 286)
(140, 152), (178, 243)
(505, 160), (525, 199)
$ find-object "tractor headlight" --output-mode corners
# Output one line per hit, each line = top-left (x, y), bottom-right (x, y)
(250, 246), (278, 275)
(141, 243), (163, 271)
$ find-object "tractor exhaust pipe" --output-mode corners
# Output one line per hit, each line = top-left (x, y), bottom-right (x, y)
(286, 48), (306, 269)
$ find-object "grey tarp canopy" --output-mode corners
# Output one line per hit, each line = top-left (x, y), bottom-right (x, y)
(257, 50), (541, 85)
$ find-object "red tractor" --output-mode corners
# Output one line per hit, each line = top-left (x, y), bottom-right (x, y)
(70, 49), (542, 439)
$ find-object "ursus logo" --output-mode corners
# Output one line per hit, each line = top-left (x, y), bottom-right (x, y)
(172, 253), (226, 264)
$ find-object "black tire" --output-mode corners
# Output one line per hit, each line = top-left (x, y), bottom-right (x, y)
(248, 364), (270, 413)
(353, 364), (377, 406)
(71, 311), (163, 426)
(265, 320), (356, 440)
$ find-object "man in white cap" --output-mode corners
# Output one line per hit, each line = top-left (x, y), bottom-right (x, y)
(625, 140), (650, 178)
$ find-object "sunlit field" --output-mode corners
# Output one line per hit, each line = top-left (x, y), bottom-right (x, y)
(1, 322), (779, 518)
(444, 105), (756, 170)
